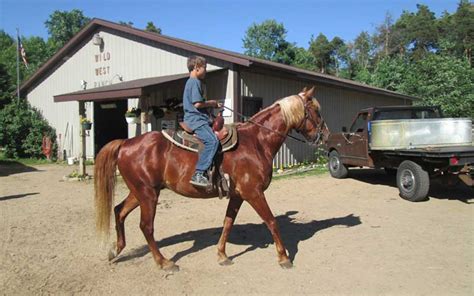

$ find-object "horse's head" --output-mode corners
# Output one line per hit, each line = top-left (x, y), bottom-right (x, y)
(294, 86), (330, 146)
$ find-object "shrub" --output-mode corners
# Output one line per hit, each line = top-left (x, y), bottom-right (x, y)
(0, 100), (57, 158)
(314, 147), (328, 165)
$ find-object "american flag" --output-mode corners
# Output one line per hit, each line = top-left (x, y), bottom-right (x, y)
(17, 36), (29, 69)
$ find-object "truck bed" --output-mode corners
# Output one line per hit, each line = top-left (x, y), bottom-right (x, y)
(369, 118), (472, 150)
(375, 145), (474, 168)
(379, 145), (474, 158)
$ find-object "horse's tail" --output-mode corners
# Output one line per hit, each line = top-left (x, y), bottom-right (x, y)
(94, 139), (124, 242)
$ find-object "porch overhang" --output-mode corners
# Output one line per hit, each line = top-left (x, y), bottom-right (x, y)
(54, 72), (199, 102)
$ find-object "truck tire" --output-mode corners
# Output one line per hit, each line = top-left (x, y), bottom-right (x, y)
(396, 160), (430, 202)
(328, 151), (348, 179)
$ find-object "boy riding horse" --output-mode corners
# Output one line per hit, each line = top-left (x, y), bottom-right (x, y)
(182, 56), (223, 187)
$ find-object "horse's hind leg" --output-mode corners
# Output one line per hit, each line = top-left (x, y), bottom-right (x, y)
(217, 192), (243, 265)
(137, 187), (179, 272)
(109, 193), (139, 261)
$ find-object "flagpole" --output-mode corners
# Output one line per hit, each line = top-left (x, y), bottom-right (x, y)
(16, 28), (20, 104)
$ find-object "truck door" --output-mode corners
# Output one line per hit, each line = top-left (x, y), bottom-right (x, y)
(343, 112), (369, 166)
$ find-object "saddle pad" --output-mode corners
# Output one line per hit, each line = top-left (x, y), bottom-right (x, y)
(162, 124), (238, 153)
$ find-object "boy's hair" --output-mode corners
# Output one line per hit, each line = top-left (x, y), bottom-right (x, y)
(187, 55), (207, 72)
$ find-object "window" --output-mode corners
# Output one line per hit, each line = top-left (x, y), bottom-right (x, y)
(350, 113), (368, 133)
(374, 108), (441, 120)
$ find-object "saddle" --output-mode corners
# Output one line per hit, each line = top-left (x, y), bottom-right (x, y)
(161, 113), (238, 199)
(161, 110), (238, 153)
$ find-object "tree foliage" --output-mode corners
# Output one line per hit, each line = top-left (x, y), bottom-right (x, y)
(145, 21), (162, 34)
(45, 9), (91, 51)
(0, 100), (57, 158)
(243, 19), (296, 65)
(410, 54), (473, 118)
(308, 33), (346, 74)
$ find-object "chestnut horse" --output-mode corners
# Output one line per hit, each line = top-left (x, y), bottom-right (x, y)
(94, 87), (329, 271)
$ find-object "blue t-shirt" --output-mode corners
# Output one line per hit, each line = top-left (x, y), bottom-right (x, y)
(183, 77), (211, 131)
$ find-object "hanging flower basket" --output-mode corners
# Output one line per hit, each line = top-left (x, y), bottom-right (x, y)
(125, 116), (139, 124)
(82, 122), (92, 130)
(125, 107), (141, 124)
(80, 118), (92, 130)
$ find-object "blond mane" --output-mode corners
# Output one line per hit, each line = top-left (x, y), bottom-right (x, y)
(246, 93), (321, 131)
(271, 95), (321, 127)
(271, 95), (304, 127)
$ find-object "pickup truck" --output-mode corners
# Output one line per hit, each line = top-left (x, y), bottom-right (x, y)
(326, 106), (474, 201)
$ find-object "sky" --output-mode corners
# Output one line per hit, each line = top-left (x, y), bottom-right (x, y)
(1, 0), (461, 53)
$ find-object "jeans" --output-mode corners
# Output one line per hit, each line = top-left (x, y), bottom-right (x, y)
(194, 124), (219, 172)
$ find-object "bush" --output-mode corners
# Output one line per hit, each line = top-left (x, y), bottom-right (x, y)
(0, 100), (57, 158)
(314, 147), (328, 165)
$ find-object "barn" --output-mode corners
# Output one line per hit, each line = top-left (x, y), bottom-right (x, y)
(19, 18), (415, 167)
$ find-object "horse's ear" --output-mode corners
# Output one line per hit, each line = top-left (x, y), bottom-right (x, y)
(304, 86), (315, 100)
(301, 87), (308, 93)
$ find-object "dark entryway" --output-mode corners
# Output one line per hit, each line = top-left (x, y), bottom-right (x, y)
(94, 100), (128, 156)
(242, 96), (263, 119)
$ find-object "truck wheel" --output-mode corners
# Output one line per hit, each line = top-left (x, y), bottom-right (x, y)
(396, 160), (430, 202)
(328, 151), (348, 178)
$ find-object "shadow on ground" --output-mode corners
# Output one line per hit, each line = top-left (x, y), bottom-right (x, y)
(115, 211), (361, 264)
(0, 192), (39, 202)
(347, 169), (473, 203)
(0, 161), (41, 177)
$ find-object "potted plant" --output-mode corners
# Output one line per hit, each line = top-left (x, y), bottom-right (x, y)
(125, 107), (141, 124)
(81, 117), (92, 130)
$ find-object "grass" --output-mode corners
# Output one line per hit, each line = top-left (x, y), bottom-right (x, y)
(272, 166), (328, 180)
(0, 152), (54, 166)
(0, 151), (95, 166)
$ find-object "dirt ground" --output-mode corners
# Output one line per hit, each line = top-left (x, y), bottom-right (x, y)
(1, 163), (473, 295)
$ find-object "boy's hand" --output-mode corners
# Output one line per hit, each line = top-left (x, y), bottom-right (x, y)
(206, 100), (221, 108)
(217, 102), (223, 108)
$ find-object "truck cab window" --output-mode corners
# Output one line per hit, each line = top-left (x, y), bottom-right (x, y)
(350, 113), (368, 133)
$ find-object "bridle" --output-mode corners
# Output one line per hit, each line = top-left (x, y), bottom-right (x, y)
(294, 95), (326, 146)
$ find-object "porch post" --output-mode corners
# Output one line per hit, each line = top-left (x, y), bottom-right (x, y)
(79, 101), (86, 176)
(140, 110), (147, 134)
(230, 66), (241, 123)
(140, 95), (148, 134)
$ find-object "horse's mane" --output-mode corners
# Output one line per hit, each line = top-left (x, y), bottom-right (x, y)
(239, 94), (321, 130)
(271, 95), (305, 127)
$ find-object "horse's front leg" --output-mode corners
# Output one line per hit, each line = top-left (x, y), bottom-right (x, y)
(246, 191), (292, 268)
(216, 192), (243, 265)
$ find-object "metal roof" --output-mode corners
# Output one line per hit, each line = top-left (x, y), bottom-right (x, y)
(21, 18), (417, 101)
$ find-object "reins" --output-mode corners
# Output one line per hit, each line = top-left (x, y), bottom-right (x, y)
(222, 105), (306, 143)
(221, 95), (324, 145)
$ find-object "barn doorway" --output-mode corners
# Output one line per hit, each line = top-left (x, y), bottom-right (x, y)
(94, 100), (128, 156)
(242, 96), (263, 119)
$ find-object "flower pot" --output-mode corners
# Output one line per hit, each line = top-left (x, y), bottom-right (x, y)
(126, 116), (139, 124)
(67, 157), (75, 165)
(82, 122), (92, 130)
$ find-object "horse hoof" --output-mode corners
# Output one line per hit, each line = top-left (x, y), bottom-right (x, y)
(218, 258), (234, 266)
(163, 262), (180, 273)
(279, 260), (293, 269)
(108, 248), (117, 261)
